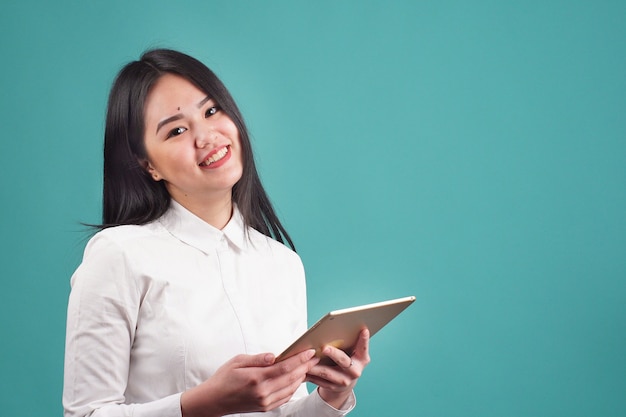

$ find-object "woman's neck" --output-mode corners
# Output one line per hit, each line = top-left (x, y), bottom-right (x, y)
(173, 193), (234, 230)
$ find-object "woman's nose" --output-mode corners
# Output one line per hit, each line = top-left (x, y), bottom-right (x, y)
(195, 129), (217, 148)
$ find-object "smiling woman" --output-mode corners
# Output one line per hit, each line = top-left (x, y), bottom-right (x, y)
(99, 50), (292, 246)
(142, 74), (244, 228)
(62, 49), (371, 417)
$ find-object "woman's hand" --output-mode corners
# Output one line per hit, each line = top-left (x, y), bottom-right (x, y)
(306, 328), (371, 409)
(181, 349), (319, 417)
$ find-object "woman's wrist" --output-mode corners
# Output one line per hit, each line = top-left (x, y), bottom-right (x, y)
(317, 386), (353, 410)
(180, 382), (224, 417)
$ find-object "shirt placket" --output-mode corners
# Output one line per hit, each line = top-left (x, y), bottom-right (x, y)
(216, 236), (259, 354)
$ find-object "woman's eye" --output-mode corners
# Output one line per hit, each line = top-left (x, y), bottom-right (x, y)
(205, 106), (219, 117)
(167, 127), (187, 138)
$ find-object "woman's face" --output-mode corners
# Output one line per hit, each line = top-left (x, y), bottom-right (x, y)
(142, 74), (243, 206)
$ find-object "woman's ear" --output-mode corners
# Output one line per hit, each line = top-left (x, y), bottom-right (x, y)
(139, 158), (162, 181)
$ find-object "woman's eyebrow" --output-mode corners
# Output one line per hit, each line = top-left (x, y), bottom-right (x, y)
(155, 97), (213, 134)
(156, 114), (183, 134)
(197, 96), (212, 108)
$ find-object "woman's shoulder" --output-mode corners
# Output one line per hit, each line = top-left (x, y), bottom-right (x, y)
(246, 227), (301, 260)
(83, 222), (167, 254)
(93, 222), (162, 240)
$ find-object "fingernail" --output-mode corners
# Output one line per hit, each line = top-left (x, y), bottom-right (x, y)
(306, 349), (316, 359)
(265, 353), (275, 364)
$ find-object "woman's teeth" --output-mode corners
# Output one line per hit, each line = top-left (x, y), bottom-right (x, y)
(201, 147), (228, 166)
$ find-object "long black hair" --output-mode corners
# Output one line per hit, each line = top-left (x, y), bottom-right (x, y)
(101, 48), (294, 250)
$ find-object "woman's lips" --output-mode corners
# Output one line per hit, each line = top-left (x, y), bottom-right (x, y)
(199, 146), (231, 169)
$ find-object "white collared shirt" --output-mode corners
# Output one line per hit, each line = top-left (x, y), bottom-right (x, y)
(63, 201), (355, 417)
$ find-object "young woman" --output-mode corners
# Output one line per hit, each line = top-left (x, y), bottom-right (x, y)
(63, 49), (370, 417)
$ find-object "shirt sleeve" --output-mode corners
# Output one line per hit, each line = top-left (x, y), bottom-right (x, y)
(62, 233), (183, 417)
(273, 386), (356, 417)
(265, 246), (357, 417)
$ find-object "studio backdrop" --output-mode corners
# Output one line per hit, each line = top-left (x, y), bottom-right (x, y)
(1, 1), (624, 416)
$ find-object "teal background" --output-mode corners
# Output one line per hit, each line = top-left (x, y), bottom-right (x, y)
(1, 1), (624, 416)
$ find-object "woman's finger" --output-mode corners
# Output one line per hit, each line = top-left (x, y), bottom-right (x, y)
(351, 328), (371, 364)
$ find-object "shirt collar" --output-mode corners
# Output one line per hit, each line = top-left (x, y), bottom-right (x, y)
(158, 200), (247, 254)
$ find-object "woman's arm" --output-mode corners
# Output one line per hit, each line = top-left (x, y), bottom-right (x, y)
(63, 234), (183, 417)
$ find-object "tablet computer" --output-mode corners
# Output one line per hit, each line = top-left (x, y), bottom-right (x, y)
(275, 295), (416, 364)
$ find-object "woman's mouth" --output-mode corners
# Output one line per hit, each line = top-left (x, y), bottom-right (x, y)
(200, 146), (230, 167)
